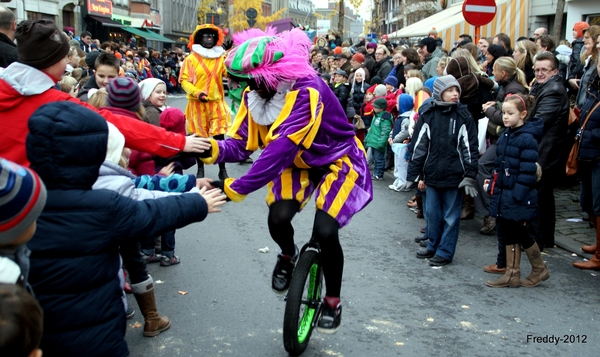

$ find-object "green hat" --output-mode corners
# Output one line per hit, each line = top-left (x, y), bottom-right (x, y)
(225, 36), (284, 78)
(373, 98), (388, 110)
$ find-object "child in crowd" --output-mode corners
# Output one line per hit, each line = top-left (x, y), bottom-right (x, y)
(331, 69), (351, 109)
(388, 94), (414, 191)
(139, 78), (167, 126)
(58, 76), (78, 97)
(93, 122), (201, 335)
(77, 52), (120, 102)
(484, 93), (549, 288)
(0, 159), (46, 293)
(365, 98), (394, 180)
(0, 284), (43, 357)
(351, 68), (367, 114)
(150, 107), (198, 266)
(404, 75), (479, 266)
(25, 101), (225, 357)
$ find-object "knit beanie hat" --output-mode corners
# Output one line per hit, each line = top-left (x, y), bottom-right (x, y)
(384, 76), (398, 88)
(373, 98), (388, 110)
(352, 53), (365, 63)
(106, 77), (141, 112)
(573, 21), (589, 39)
(366, 42), (377, 50)
(159, 108), (186, 135)
(433, 75), (461, 101)
(0, 159), (47, 245)
(85, 50), (102, 70)
(354, 68), (366, 82)
(417, 37), (437, 54)
(374, 84), (387, 97)
(138, 78), (165, 100)
(105, 123), (125, 165)
(15, 20), (70, 70)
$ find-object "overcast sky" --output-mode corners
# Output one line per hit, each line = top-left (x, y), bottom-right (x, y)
(311, 0), (372, 21)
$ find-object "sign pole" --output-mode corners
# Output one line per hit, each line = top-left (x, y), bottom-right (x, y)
(475, 26), (480, 42)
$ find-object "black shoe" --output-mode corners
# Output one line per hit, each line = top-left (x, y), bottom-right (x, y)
(126, 307), (135, 319)
(316, 297), (342, 334)
(414, 235), (428, 243)
(238, 157), (253, 164)
(196, 166), (205, 179)
(271, 245), (298, 293)
(429, 255), (452, 266)
(419, 240), (428, 247)
(218, 169), (229, 180)
(416, 248), (435, 259)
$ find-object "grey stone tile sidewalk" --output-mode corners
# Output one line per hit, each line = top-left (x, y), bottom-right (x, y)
(554, 185), (595, 258)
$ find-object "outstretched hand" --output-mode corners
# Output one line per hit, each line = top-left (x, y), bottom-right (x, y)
(199, 187), (226, 213)
(183, 135), (211, 153)
(459, 177), (478, 198)
(196, 178), (213, 189)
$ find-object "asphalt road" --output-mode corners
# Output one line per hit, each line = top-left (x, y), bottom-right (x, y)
(125, 96), (598, 357)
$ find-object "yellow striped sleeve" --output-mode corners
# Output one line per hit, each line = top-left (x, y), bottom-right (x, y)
(224, 178), (247, 202)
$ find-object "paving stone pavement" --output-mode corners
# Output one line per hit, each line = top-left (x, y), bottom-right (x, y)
(554, 184), (596, 259)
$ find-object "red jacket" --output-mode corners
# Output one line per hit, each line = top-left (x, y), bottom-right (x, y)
(0, 63), (186, 167)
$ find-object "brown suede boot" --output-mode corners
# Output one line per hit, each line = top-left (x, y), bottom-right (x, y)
(132, 277), (171, 337)
(416, 195), (424, 219)
(581, 214), (596, 254)
(460, 195), (475, 220)
(574, 217), (600, 270)
(521, 243), (550, 287)
(486, 244), (520, 288)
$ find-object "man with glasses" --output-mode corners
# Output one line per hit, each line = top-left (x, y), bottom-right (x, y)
(372, 45), (393, 80)
(527, 51), (570, 250)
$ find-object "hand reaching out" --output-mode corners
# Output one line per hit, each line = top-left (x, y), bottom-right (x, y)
(196, 178), (213, 189)
(199, 187), (226, 213)
(158, 162), (175, 176)
(183, 135), (211, 153)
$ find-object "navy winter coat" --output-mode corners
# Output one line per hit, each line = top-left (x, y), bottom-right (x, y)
(25, 102), (209, 357)
(407, 99), (479, 188)
(488, 116), (543, 222)
(578, 75), (600, 161)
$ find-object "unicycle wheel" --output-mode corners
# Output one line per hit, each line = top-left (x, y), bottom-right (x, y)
(283, 249), (322, 356)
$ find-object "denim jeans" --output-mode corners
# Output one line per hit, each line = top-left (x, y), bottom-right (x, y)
(580, 160), (600, 216)
(141, 230), (176, 258)
(372, 147), (386, 177)
(425, 186), (463, 261)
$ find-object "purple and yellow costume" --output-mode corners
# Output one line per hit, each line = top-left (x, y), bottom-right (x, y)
(201, 73), (373, 226)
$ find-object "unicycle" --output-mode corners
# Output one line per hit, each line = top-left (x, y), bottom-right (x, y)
(282, 240), (323, 356)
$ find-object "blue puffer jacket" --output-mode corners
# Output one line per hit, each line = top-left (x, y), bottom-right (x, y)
(488, 116), (543, 222)
(578, 74), (600, 161)
(25, 102), (209, 357)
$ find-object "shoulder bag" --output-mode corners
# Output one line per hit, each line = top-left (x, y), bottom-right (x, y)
(566, 101), (600, 176)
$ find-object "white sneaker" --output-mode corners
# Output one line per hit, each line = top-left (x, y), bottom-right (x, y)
(388, 184), (401, 192)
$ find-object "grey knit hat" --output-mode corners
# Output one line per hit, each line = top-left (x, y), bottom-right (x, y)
(433, 75), (461, 101)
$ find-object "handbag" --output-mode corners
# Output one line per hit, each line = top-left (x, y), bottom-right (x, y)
(569, 106), (581, 126)
(354, 115), (366, 130)
(566, 101), (600, 176)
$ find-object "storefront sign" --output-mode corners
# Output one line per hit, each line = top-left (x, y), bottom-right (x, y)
(88, 0), (112, 17)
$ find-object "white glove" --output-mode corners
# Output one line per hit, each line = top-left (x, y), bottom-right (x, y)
(459, 177), (478, 198)
(397, 181), (414, 191)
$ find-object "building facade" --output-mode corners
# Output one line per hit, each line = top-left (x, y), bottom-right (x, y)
(315, 1), (364, 43)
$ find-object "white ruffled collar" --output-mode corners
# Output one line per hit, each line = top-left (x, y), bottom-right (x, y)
(192, 44), (225, 59)
(247, 81), (295, 126)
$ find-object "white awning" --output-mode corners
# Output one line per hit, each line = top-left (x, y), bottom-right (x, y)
(388, 0), (530, 52)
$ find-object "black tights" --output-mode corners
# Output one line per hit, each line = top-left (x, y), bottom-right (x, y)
(213, 134), (226, 170)
(268, 200), (343, 297)
(498, 218), (536, 250)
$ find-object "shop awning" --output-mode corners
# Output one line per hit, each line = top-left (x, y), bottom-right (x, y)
(89, 15), (124, 28)
(388, 0), (529, 52)
(122, 26), (150, 38)
(141, 29), (176, 44)
(122, 27), (175, 43)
